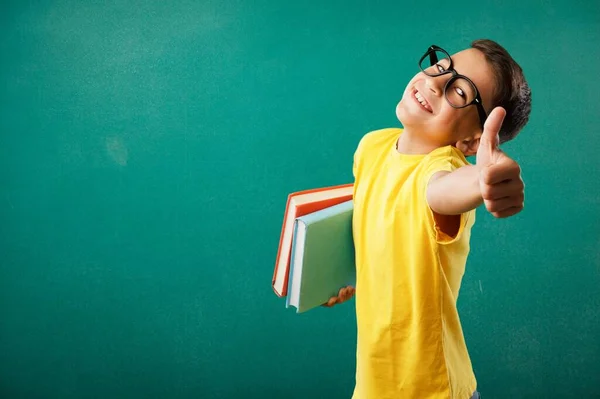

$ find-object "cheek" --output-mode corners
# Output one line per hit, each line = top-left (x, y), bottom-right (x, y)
(453, 107), (481, 134)
(437, 103), (466, 126)
(433, 104), (457, 129)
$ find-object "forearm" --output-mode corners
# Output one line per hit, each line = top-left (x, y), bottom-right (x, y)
(426, 165), (483, 215)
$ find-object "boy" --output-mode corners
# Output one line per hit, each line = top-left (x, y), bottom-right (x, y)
(326, 39), (531, 398)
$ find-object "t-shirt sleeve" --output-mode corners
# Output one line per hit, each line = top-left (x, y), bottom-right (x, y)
(420, 146), (475, 244)
(421, 146), (468, 186)
(352, 134), (368, 179)
(353, 147), (359, 178)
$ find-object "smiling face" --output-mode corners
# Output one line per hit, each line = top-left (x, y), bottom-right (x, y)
(396, 48), (497, 153)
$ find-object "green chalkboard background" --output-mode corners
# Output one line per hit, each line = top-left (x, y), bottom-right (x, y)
(1, 0), (599, 398)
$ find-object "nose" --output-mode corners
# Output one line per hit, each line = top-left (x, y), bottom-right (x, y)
(424, 74), (445, 97)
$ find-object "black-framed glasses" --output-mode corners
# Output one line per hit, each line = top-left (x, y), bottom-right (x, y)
(418, 45), (487, 130)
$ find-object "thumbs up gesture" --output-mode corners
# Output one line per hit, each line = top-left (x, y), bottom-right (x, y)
(476, 107), (525, 218)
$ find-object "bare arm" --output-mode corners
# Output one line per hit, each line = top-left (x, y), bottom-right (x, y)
(428, 107), (525, 219)
(426, 165), (482, 216)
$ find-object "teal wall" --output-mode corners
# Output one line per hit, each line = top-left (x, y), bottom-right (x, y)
(1, 1), (599, 398)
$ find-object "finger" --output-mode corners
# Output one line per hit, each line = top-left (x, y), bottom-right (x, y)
(326, 296), (339, 307)
(346, 286), (355, 297)
(484, 196), (524, 213)
(481, 107), (506, 150)
(491, 206), (523, 219)
(481, 179), (524, 201)
(340, 287), (351, 302)
(480, 159), (521, 185)
(343, 288), (355, 302)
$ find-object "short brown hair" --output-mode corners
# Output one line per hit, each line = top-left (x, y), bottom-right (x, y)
(471, 39), (531, 144)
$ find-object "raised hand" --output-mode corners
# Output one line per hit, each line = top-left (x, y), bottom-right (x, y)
(476, 107), (525, 218)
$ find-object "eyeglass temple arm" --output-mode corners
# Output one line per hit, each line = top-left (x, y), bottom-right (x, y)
(429, 51), (439, 65)
(476, 100), (488, 130)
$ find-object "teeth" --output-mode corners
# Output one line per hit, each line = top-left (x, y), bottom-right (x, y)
(415, 90), (429, 109)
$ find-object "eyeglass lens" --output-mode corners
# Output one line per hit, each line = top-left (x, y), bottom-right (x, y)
(419, 50), (477, 108)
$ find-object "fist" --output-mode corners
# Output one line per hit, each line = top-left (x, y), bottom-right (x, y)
(476, 107), (525, 218)
(323, 286), (355, 307)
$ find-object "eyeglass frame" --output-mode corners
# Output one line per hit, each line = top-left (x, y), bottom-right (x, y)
(418, 45), (488, 130)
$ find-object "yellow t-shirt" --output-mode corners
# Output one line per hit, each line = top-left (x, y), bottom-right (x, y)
(351, 128), (477, 399)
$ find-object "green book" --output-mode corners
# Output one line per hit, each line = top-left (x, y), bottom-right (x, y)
(285, 200), (355, 313)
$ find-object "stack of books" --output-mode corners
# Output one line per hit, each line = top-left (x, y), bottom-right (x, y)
(272, 184), (356, 313)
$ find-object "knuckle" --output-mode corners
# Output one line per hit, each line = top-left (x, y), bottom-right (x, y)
(482, 168), (494, 184)
(488, 201), (503, 213)
(481, 186), (494, 200)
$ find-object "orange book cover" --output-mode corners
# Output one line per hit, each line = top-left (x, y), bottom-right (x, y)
(272, 183), (353, 297)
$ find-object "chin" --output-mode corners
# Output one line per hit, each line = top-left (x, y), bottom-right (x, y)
(395, 100), (406, 125)
(396, 99), (418, 128)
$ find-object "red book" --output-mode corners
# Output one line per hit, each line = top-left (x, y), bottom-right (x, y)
(272, 183), (354, 297)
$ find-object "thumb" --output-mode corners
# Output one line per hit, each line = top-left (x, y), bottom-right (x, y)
(477, 107), (505, 166)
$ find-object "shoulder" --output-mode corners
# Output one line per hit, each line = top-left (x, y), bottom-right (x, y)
(415, 146), (471, 184)
(361, 127), (403, 144)
(355, 128), (403, 156)
(423, 145), (471, 169)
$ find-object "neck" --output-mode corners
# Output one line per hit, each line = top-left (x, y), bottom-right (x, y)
(396, 127), (441, 155)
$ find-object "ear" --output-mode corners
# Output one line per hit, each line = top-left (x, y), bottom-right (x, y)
(455, 134), (482, 157)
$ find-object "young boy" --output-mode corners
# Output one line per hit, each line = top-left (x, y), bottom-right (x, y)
(326, 39), (531, 399)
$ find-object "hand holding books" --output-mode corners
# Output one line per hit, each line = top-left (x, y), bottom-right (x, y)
(322, 285), (355, 308)
(272, 184), (356, 313)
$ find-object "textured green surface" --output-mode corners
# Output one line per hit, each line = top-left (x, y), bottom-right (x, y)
(1, 1), (599, 398)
